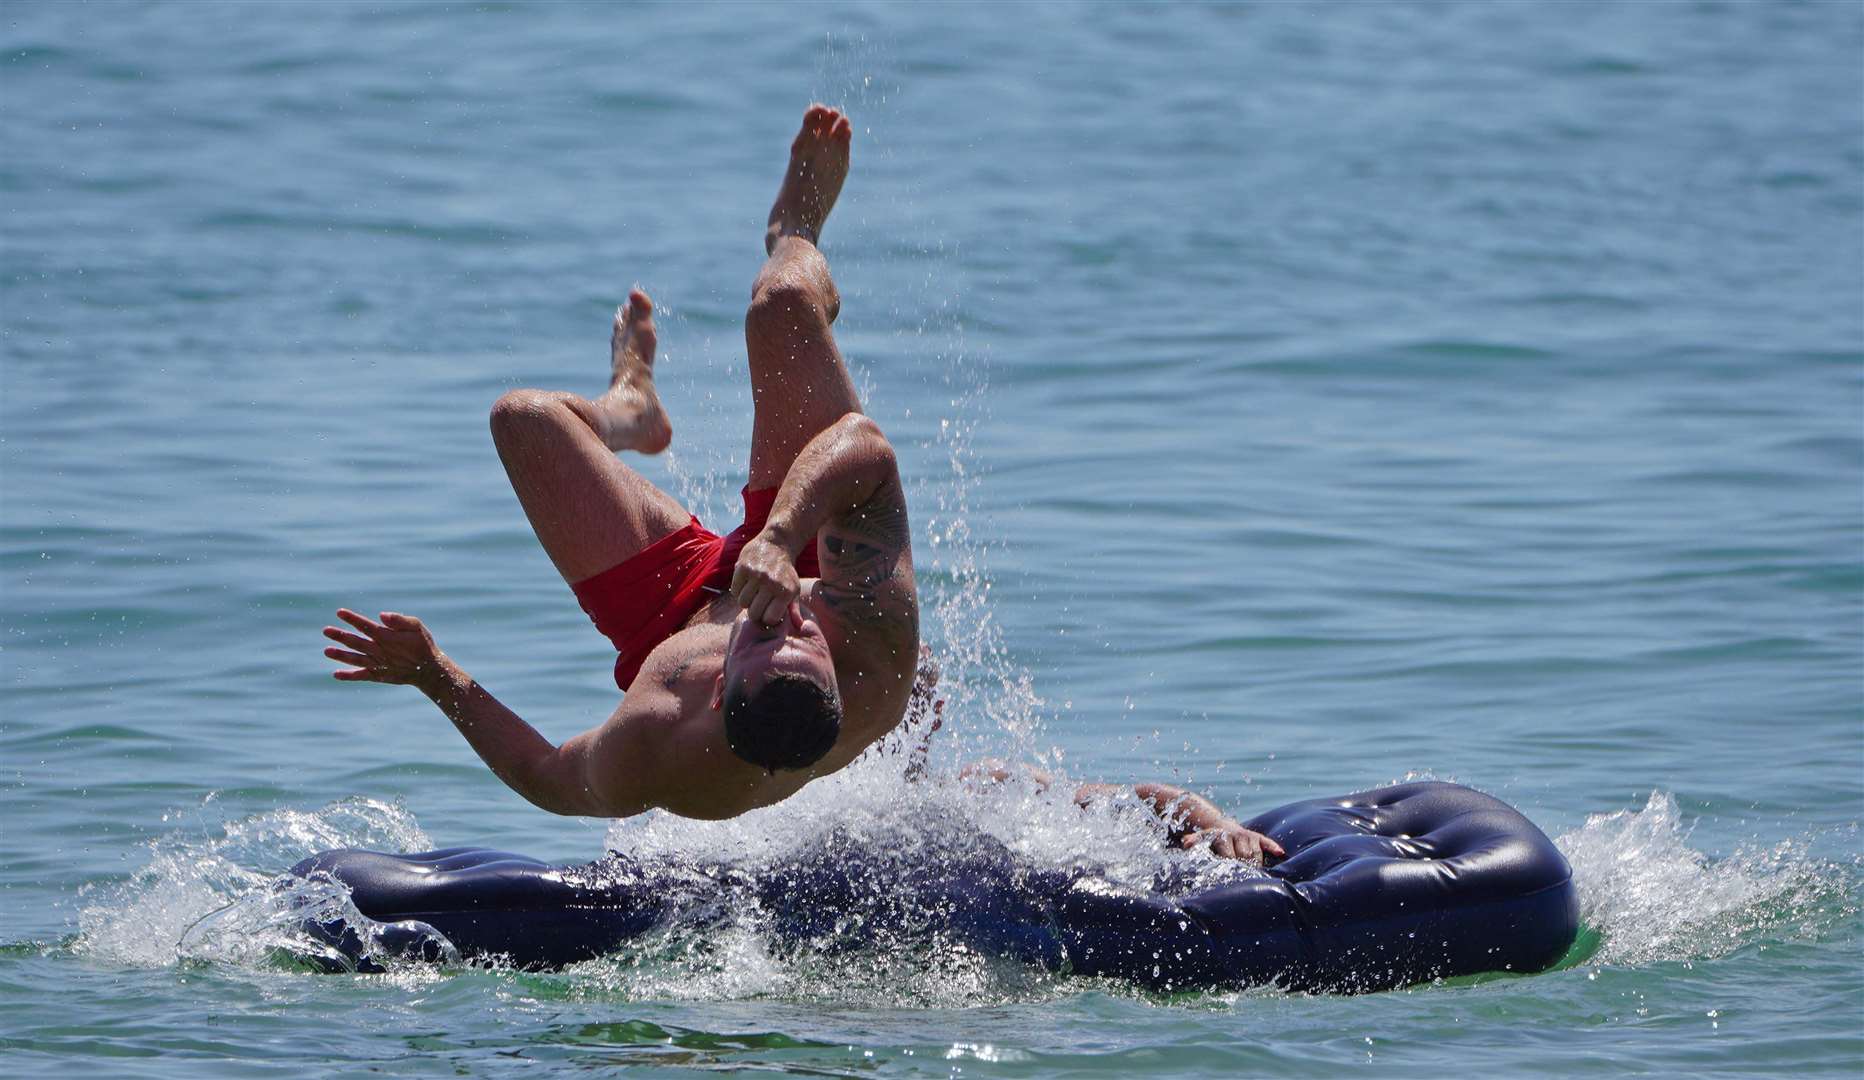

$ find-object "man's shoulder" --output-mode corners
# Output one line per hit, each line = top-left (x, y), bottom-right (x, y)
(599, 676), (775, 820)
(816, 593), (918, 751)
(808, 574), (917, 668)
(632, 622), (728, 689)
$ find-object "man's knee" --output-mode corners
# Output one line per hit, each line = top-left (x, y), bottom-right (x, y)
(747, 267), (839, 334)
(489, 389), (567, 449)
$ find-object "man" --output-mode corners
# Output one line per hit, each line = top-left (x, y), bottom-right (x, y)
(322, 105), (918, 821)
(960, 761), (1287, 864)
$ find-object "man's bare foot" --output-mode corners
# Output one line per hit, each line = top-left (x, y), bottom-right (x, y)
(766, 103), (852, 255)
(595, 288), (672, 454)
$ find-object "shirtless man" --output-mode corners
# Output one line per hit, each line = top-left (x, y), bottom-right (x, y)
(322, 105), (918, 820)
(959, 761), (1287, 864)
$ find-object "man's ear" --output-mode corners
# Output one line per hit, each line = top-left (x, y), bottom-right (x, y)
(711, 670), (725, 712)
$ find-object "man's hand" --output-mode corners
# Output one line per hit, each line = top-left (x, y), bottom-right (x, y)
(323, 609), (448, 689)
(1181, 822), (1286, 865)
(730, 535), (800, 625)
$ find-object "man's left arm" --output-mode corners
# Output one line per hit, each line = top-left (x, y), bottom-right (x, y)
(323, 608), (666, 817)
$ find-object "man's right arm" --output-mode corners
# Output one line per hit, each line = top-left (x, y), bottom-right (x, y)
(730, 412), (914, 629)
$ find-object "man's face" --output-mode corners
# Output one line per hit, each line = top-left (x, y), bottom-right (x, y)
(722, 598), (837, 702)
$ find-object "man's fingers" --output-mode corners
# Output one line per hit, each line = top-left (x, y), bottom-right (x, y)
(332, 667), (383, 682)
(731, 563), (798, 625)
(381, 611), (420, 629)
(336, 608), (386, 635)
(324, 646), (373, 667)
(752, 589), (784, 626)
(1174, 827), (1278, 863)
(323, 627), (374, 652)
(732, 568), (768, 610)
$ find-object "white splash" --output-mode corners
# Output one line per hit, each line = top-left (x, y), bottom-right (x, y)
(604, 756), (1239, 894)
(582, 763), (1250, 1006)
(1556, 791), (1854, 967)
(73, 795), (429, 970)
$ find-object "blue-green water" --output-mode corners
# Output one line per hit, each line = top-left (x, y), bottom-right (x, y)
(4, 1), (1861, 1075)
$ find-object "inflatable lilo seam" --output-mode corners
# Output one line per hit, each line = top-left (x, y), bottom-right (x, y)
(288, 781), (1578, 993)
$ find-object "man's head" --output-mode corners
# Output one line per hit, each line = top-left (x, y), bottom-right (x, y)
(715, 599), (842, 772)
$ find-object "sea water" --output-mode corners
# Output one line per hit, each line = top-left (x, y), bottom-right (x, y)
(3, 1), (1860, 1076)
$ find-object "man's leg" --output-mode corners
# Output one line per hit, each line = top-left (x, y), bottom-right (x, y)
(491, 289), (689, 584)
(744, 104), (861, 491)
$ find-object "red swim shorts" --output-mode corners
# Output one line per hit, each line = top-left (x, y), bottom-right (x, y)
(570, 486), (821, 692)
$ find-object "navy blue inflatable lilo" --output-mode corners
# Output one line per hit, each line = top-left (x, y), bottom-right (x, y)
(288, 781), (1578, 992)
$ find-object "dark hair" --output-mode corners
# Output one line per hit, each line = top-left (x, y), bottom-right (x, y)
(722, 670), (842, 772)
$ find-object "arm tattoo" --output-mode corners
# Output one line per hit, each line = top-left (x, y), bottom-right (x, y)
(820, 530), (898, 589)
(816, 485), (915, 633)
